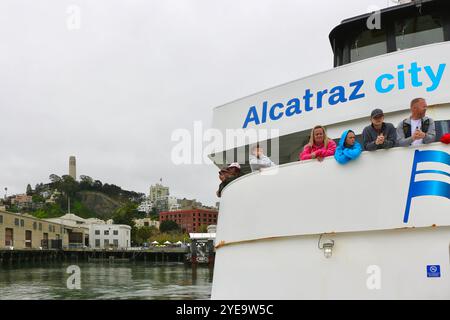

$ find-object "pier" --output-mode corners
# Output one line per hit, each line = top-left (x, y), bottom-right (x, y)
(0, 248), (189, 265)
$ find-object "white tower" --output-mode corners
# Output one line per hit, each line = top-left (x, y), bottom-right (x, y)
(69, 156), (76, 180)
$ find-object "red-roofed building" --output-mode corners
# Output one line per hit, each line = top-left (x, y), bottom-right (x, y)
(159, 209), (218, 233)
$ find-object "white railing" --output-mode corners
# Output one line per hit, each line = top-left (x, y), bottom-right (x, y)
(217, 143), (450, 244)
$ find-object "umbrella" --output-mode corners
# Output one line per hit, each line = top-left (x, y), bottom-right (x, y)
(151, 241), (159, 245)
(175, 241), (183, 245)
(164, 241), (172, 245)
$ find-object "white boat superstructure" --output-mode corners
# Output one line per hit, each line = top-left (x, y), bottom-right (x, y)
(210, 0), (450, 299)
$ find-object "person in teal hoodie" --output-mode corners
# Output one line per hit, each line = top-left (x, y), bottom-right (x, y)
(334, 130), (362, 165)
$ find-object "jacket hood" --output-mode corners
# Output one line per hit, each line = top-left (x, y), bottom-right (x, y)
(339, 130), (351, 148)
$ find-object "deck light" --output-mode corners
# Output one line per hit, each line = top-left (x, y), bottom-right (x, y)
(318, 234), (335, 258)
(322, 241), (334, 258)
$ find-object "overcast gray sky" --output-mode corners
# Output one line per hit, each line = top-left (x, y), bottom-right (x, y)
(0, 0), (391, 206)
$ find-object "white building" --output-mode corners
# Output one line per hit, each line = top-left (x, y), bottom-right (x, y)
(137, 199), (153, 214)
(90, 224), (131, 249)
(46, 213), (131, 249)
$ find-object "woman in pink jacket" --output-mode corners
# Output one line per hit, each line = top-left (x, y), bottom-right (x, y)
(299, 125), (336, 162)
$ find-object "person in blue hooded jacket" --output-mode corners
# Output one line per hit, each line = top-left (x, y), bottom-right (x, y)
(334, 130), (362, 165)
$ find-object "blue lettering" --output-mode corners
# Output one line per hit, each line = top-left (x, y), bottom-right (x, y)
(408, 62), (422, 87)
(424, 63), (446, 92)
(269, 103), (284, 120)
(242, 106), (260, 129)
(349, 80), (365, 100)
(285, 98), (301, 117)
(328, 86), (347, 105)
(303, 89), (314, 111)
(375, 74), (395, 93)
(397, 64), (405, 90)
(316, 89), (328, 109)
(261, 101), (268, 123)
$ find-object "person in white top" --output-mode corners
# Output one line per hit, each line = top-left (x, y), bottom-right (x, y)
(396, 98), (436, 147)
(249, 145), (276, 172)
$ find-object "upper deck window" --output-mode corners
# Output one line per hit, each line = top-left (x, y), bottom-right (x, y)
(395, 14), (444, 51)
(350, 29), (387, 63)
(331, 0), (450, 66)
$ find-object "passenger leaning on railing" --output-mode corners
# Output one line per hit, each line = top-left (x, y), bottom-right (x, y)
(216, 163), (242, 198)
(334, 130), (362, 165)
(299, 125), (336, 162)
(362, 108), (397, 151)
(249, 145), (275, 172)
(396, 98), (436, 147)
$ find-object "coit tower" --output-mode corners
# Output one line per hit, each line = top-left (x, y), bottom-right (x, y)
(69, 156), (76, 180)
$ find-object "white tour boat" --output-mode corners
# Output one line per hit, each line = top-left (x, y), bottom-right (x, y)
(210, 0), (450, 299)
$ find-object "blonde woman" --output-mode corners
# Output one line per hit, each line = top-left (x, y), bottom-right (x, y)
(299, 125), (337, 162)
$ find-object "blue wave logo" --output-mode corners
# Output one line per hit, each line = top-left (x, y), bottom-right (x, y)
(403, 150), (450, 223)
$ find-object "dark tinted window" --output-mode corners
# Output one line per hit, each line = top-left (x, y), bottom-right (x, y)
(395, 14), (444, 51)
(350, 29), (387, 63)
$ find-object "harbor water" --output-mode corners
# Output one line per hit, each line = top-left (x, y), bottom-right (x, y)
(0, 262), (213, 300)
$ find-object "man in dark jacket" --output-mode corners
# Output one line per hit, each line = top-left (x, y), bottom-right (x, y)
(362, 109), (397, 151)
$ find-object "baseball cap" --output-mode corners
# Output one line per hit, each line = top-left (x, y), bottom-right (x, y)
(227, 162), (241, 170)
(371, 109), (384, 118)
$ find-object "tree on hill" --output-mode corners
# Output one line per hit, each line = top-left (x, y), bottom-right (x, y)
(60, 175), (79, 198)
(26, 184), (33, 196)
(111, 202), (139, 227)
(79, 175), (94, 190)
(93, 180), (103, 191)
(49, 174), (62, 190)
(159, 220), (181, 233)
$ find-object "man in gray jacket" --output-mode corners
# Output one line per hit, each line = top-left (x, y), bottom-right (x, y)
(362, 108), (397, 151)
(396, 98), (436, 147)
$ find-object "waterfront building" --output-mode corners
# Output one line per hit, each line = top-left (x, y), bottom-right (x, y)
(46, 213), (131, 249)
(85, 217), (106, 225)
(47, 213), (131, 249)
(134, 218), (160, 229)
(89, 224), (131, 249)
(0, 210), (69, 250)
(45, 213), (89, 248)
(159, 209), (218, 233)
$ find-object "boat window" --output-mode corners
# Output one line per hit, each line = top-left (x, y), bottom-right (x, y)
(350, 29), (387, 63)
(395, 14), (444, 51)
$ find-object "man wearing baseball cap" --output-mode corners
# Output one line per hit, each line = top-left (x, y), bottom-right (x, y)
(216, 163), (242, 198)
(362, 108), (397, 151)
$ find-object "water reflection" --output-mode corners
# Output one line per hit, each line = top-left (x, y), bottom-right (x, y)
(0, 262), (213, 300)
